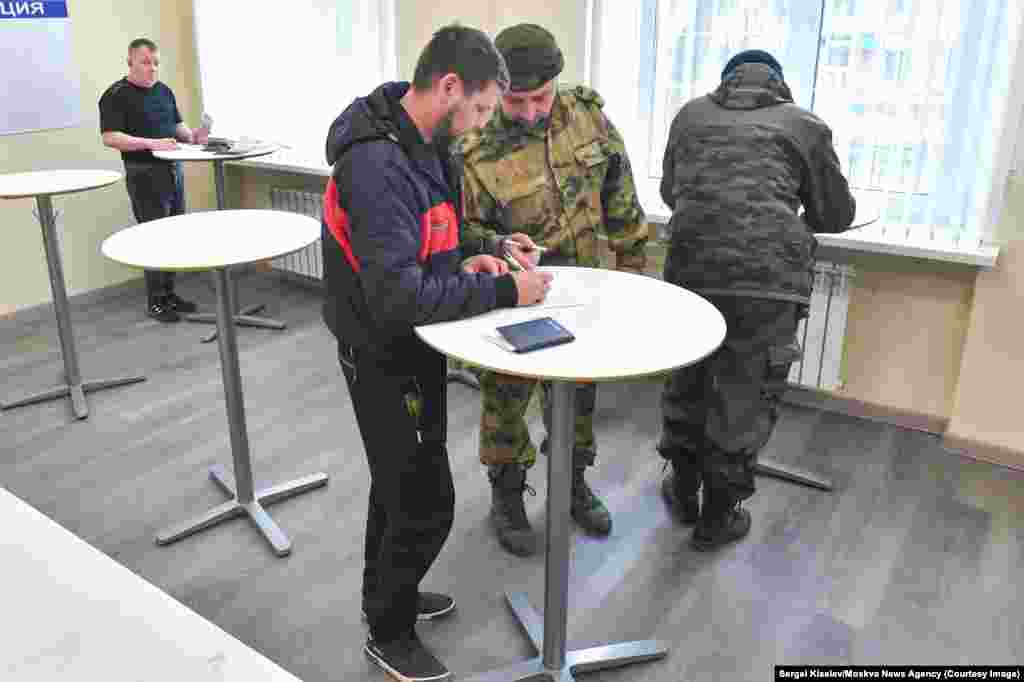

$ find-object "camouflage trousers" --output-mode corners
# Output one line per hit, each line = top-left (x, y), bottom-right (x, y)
(657, 295), (803, 501)
(479, 370), (598, 469)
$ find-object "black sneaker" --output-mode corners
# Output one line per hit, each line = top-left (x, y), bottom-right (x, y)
(165, 292), (198, 313)
(365, 632), (451, 682)
(414, 592), (456, 620)
(363, 592), (456, 622)
(147, 300), (180, 323)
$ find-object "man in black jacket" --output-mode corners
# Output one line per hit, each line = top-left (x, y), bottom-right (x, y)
(322, 25), (552, 682)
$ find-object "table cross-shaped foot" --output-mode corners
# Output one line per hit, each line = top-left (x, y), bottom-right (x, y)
(184, 302), (287, 344)
(755, 458), (833, 491)
(460, 591), (667, 682)
(2, 373), (146, 420)
(155, 463), (328, 557)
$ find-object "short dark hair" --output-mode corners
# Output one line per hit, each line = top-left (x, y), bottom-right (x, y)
(128, 38), (158, 53)
(412, 25), (509, 95)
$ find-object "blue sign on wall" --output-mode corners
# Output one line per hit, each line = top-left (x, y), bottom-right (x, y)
(0, 2), (68, 19)
(0, 0), (80, 135)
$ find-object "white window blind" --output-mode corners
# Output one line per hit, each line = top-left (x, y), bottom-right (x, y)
(589, 0), (1022, 246)
(192, 0), (396, 171)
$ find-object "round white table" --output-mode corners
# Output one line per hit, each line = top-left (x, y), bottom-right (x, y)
(153, 142), (282, 343)
(102, 209), (329, 557)
(1, 169), (146, 420)
(416, 266), (726, 682)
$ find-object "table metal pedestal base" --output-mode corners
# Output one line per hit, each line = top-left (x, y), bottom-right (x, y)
(156, 266), (326, 557)
(3, 373), (147, 420)
(2, 195), (146, 420)
(155, 463), (328, 557)
(755, 459), (833, 491)
(463, 381), (667, 681)
(461, 591), (666, 682)
(185, 302), (287, 344)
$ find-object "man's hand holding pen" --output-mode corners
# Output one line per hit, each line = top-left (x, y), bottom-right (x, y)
(502, 233), (546, 271)
(500, 234), (552, 305)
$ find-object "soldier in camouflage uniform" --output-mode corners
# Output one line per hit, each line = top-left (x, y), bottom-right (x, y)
(658, 50), (855, 551)
(457, 24), (649, 556)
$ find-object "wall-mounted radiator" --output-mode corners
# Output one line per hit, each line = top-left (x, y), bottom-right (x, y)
(268, 187), (853, 392)
(269, 188), (324, 281)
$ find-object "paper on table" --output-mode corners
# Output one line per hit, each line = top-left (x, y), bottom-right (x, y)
(529, 274), (595, 309)
(482, 330), (516, 352)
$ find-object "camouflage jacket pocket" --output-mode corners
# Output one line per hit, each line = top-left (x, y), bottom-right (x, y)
(573, 140), (609, 169)
(489, 172), (558, 235)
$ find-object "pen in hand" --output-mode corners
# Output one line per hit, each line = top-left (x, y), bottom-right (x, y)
(503, 243), (546, 271)
(503, 250), (524, 271)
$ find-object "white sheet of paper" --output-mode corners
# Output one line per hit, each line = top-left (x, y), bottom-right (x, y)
(530, 274), (595, 309)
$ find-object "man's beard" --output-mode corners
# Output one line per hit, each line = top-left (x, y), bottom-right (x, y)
(432, 107), (457, 153)
(503, 108), (550, 134)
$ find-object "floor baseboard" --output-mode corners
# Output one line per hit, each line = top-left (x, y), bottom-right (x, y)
(782, 384), (949, 435)
(942, 434), (1024, 472)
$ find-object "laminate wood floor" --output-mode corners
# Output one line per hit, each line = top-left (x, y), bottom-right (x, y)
(2, 272), (1021, 681)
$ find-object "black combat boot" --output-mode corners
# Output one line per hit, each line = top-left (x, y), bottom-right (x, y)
(571, 464), (612, 536)
(691, 480), (751, 551)
(488, 464), (537, 556)
(661, 457), (700, 524)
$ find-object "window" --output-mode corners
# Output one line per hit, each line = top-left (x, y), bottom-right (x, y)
(882, 49), (909, 80)
(828, 45), (851, 67)
(192, 0), (396, 171)
(589, 0), (1022, 244)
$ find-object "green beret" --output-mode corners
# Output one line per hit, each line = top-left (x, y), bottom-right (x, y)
(494, 24), (564, 92)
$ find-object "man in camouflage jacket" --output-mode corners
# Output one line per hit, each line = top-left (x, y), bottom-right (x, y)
(458, 23), (649, 555)
(658, 50), (855, 551)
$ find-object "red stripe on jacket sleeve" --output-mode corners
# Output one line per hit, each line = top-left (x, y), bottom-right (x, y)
(323, 178), (361, 273)
(418, 202), (459, 263)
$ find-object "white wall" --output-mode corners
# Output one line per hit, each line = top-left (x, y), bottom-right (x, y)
(0, 1), (214, 314)
(395, 0), (587, 85)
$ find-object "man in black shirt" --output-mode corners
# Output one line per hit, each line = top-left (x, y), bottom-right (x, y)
(99, 37), (210, 322)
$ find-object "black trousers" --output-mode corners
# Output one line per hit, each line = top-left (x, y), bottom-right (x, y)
(124, 161), (185, 302)
(338, 337), (454, 642)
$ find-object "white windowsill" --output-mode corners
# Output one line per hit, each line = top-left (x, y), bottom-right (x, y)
(229, 152), (331, 177)
(646, 213), (1000, 269)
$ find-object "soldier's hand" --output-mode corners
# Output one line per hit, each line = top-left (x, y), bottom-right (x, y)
(504, 233), (542, 270)
(149, 138), (179, 151)
(512, 271), (553, 306)
(462, 254), (509, 275)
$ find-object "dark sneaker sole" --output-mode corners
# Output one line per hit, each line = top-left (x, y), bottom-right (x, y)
(364, 644), (451, 682)
(362, 602), (456, 622)
(418, 599), (455, 621)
